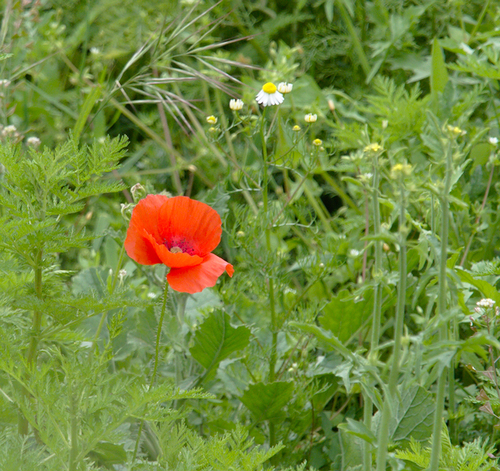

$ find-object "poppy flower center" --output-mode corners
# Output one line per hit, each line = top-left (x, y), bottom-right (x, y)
(165, 237), (197, 256)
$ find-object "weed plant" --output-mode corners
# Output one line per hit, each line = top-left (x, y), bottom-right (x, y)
(2, 0), (500, 470)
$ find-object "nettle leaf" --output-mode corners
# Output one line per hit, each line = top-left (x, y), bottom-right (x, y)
(190, 311), (250, 371)
(390, 386), (434, 442)
(240, 381), (294, 421)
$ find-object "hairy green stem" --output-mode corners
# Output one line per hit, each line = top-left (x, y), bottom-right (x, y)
(260, 109), (279, 453)
(20, 249), (43, 435)
(132, 279), (169, 463)
(429, 141), (453, 471)
(376, 177), (407, 471)
(364, 154), (383, 471)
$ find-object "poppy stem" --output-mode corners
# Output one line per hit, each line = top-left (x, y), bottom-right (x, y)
(132, 278), (169, 463)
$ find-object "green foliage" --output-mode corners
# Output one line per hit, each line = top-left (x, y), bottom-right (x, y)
(3, 0), (500, 470)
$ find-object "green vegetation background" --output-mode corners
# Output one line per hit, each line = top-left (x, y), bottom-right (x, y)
(2, 0), (500, 470)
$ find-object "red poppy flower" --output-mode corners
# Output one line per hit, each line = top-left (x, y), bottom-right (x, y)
(125, 194), (234, 294)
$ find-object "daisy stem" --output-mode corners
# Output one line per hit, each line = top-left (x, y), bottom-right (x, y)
(132, 278), (169, 463)
(260, 108), (278, 450)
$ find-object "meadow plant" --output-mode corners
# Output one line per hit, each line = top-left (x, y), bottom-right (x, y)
(3, 0), (500, 470)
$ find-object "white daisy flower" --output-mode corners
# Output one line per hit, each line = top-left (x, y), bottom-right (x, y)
(277, 82), (293, 94)
(489, 137), (498, 146)
(255, 82), (284, 107)
(304, 113), (317, 123)
(229, 98), (244, 111)
(206, 115), (217, 124)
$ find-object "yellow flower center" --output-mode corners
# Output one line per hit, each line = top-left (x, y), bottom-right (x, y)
(262, 82), (277, 94)
(170, 246), (183, 254)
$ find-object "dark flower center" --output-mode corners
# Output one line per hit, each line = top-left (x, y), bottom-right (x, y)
(165, 237), (196, 255)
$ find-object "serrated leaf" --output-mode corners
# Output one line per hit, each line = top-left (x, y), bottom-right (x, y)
(391, 386), (434, 441)
(240, 381), (294, 421)
(190, 311), (250, 371)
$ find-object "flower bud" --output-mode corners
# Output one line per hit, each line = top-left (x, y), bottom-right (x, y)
(305, 113), (317, 123)
(131, 183), (146, 203)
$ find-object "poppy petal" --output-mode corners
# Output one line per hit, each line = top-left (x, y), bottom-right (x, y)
(158, 196), (222, 257)
(143, 231), (203, 268)
(124, 194), (170, 265)
(167, 253), (233, 294)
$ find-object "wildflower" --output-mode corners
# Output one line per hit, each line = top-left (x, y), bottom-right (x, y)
(255, 82), (284, 107)
(293, 125), (301, 132)
(305, 113), (317, 123)
(390, 163), (413, 179)
(312, 138), (322, 146)
(229, 99), (244, 111)
(476, 298), (495, 309)
(446, 124), (466, 137)
(350, 249), (360, 257)
(277, 82), (293, 94)
(364, 143), (382, 153)
(206, 115), (217, 125)
(208, 127), (217, 134)
(26, 136), (41, 148)
(2, 125), (17, 136)
(382, 120), (389, 129)
(328, 99), (335, 112)
(489, 137), (498, 146)
(125, 195), (234, 294)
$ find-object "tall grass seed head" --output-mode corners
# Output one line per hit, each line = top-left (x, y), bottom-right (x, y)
(229, 98), (244, 111)
(255, 82), (284, 107)
(277, 82), (293, 94)
(305, 113), (317, 123)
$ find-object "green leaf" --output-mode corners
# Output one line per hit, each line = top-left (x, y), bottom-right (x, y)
(455, 269), (500, 306)
(390, 386), (434, 441)
(87, 441), (127, 466)
(318, 290), (372, 343)
(470, 143), (492, 170)
(338, 418), (376, 444)
(190, 311), (250, 371)
(240, 381), (294, 421)
(431, 38), (449, 96)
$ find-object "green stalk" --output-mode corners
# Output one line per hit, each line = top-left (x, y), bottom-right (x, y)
(132, 279), (169, 463)
(69, 385), (78, 471)
(376, 175), (407, 471)
(90, 244), (126, 356)
(428, 142), (453, 471)
(364, 154), (383, 471)
(19, 249), (43, 435)
(260, 109), (278, 452)
(336, 0), (370, 77)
